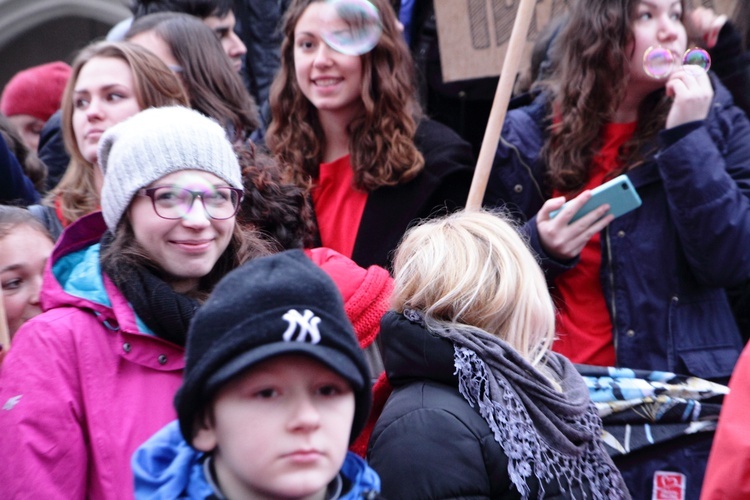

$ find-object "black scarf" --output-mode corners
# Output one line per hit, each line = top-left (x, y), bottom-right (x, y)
(100, 232), (200, 347)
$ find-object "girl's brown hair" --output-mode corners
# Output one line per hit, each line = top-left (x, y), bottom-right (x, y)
(541, 0), (684, 194)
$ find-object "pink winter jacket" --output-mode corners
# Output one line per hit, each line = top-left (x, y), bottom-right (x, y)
(0, 213), (185, 499)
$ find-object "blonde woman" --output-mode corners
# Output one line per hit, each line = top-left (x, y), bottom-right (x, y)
(367, 210), (629, 499)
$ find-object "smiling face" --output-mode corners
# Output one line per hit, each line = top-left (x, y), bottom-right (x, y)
(127, 170), (235, 294)
(193, 355), (355, 500)
(71, 57), (142, 165)
(0, 225), (54, 337)
(293, 1), (365, 124)
(203, 10), (246, 73)
(626, 0), (688, 94)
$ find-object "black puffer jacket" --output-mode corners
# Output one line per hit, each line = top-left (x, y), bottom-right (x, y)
(367, 312), (628, 499)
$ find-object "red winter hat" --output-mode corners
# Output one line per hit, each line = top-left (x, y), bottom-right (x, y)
(1, 61), (72, 122)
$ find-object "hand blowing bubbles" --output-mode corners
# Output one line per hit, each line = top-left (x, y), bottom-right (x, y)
(320, 0), (383, 55)
(642, 45), (711, 79)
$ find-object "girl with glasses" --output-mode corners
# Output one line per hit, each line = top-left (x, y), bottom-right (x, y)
(0, 106), (269, 498)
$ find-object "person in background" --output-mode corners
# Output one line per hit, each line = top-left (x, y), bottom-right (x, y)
(688, 3), (750, 117)
(701, 341), (750, 499)
(0, 206), (54, 341)
(133, 250), (381, 499)
(0, 133), (39, 206)
(125, 12), (260, 142)
(0, 115), (46, 195)
(232, 0), (292, 108)
(0, 61), (71, 152)
(266, 0), (475, 268)
(131, 0), (247, 74)
(486, 0), (750, 495)
(40, 41), (188, 235)
(0, 106), (269, 498)
(367, 209), (629, 498)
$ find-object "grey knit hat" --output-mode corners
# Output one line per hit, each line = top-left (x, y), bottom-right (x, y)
(98, 106), (243, 231)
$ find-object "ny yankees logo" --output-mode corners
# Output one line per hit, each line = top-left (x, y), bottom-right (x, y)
(282, 309), (322, 344)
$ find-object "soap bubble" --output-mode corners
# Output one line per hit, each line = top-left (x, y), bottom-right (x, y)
(643, 46), (711, 79)
(643, 46), (676, 79)
(682, 47), (711, 72)
(321, 0), (383, 56)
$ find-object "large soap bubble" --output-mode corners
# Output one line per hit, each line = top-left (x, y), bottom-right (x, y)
(321, 0), (383, 56)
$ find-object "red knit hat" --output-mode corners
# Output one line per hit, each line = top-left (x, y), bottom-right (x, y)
(1, 61), (72, 122)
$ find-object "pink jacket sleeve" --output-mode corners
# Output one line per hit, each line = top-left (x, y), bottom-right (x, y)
(701, 344), (750, 499)
(0, 314), (89, 498)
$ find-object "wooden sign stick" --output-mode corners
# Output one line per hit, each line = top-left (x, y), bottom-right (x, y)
(0, 281), (9, 353)
(466, 0), (538, 210)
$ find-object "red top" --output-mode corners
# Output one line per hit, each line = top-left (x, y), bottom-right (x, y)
(552, 121), (637, 366)
(311, 155), (368, 259)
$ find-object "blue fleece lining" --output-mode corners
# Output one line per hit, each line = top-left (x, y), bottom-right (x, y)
(52, 243), (154, 335)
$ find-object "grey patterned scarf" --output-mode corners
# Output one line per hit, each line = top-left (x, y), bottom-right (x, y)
(403, 309), (629, 500)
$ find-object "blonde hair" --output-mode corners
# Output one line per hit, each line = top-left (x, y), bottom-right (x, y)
(391, 209), (556, 372)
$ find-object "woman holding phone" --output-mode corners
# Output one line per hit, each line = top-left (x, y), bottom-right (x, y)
(487, 0), (750, 383)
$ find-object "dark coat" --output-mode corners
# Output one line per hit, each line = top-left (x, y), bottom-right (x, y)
(0, 133), (39, 205)
(710, 21), (750, 117)
(367, 313), (614, 499)
(485, 76), (750, 382)
(338, 118), (476, 269)
(37, 110), (69, 191)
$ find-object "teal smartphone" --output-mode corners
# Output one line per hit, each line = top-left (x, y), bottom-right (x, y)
(549, 174), (642, 223)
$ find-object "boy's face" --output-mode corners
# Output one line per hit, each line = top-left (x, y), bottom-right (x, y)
(193, 354), (355, 499)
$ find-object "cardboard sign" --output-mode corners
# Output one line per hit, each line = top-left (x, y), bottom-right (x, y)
(434, 0), (739, 83)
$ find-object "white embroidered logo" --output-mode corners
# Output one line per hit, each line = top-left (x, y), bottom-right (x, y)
(2, 395), (22, 411)
(282, 309), (321, 344)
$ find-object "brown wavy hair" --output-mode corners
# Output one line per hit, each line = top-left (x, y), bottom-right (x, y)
(236, 143), (316, 251)
(49, 41), (188, 225)
(540, 0), (682, 194)
(266, 0), (424, 192)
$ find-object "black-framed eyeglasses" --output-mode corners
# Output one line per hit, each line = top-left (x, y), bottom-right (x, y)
(138, 185), (243, 220)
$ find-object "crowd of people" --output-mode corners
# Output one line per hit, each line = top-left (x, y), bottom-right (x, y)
(1, 0), (749, 498)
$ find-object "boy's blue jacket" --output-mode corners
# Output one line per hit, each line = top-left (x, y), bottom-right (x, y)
(132, 420), (381, 499)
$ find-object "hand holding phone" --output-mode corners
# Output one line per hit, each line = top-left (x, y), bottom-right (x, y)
(549, 174), (642, 223)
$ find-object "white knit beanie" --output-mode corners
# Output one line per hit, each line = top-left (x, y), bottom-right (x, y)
(98, 106), (243, 231)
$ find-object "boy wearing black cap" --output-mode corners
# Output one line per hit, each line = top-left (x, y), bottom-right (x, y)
(133, 250), (381, 499)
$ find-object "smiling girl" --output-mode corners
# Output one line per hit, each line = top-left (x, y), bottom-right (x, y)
(0, 106), (269, 497)
(266, 0), (476, 268)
